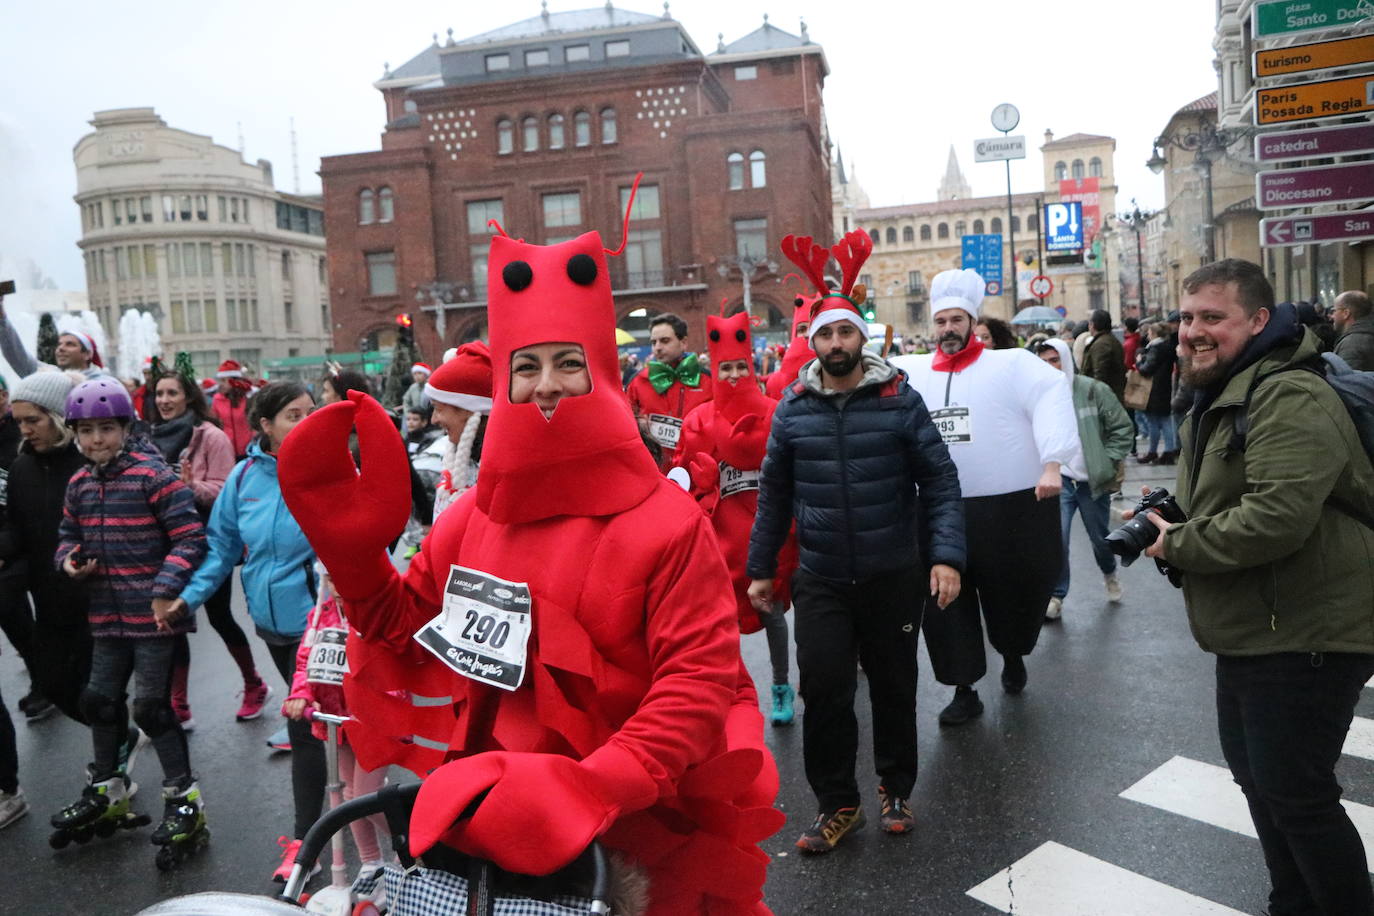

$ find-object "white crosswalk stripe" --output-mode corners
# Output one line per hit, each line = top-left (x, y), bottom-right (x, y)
(1119, 754), (1374, 861)
(969, 745), (1374, 912)
(966, 841), (1248, 916)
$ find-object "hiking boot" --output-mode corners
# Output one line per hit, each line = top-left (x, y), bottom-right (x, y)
(770, 684), (795, 727)
(877, 788), (913, 835)
(1045, 596), (1063, 621)
(938, 686), (983, 726)
(795, 806), (864, 854)
(1104, 573), (1124, 603)
(1002, 655), (1028, 695)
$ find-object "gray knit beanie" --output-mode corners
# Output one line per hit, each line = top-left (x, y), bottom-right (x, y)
(11, 370), (80, 416)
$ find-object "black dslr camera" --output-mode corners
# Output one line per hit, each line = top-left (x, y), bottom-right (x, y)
(1105, 487), (1187, 587)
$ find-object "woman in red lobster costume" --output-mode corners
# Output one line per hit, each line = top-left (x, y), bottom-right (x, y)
(277, 226), (782, 915)
(674, 310), (798, 726)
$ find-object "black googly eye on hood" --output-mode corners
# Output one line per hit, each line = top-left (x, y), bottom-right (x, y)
(566, 254), (597, 285)
(794, 297), (804, 307)
(734, 329), (747, 342)
(708, 329), (721, 342)
(502, 261), (533, 292)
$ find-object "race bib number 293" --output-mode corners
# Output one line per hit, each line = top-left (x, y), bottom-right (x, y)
(930, 406), (972, 444)
(413, 565), (533, 692)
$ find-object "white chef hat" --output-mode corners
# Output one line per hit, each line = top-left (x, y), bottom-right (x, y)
(930, 268), (986, 319)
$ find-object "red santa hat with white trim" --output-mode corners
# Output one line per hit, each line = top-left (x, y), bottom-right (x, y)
(425, 342), (493, 413)
(778, 229), (875, 342)
(410, 362), (432, 377)
(215, 359), (244, 379)
(60, 331), (104, 368)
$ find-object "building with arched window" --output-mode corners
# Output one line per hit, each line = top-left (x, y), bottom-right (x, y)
(323, 7), (834, 355)
(832, 127), (1119, 331)
(74, 107), (331, 376)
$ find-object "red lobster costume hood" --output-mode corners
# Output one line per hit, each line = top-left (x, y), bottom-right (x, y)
(278, 226), (782, 914)
(676, 311), (797, 632)
(763, 293), (820, 400)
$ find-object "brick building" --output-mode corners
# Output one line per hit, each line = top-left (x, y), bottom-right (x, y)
(321, 6), (834, 360)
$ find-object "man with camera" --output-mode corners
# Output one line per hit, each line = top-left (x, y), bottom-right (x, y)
(1132, 259), (1374, 915)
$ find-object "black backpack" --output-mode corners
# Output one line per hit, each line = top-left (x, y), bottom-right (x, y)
(1229, 351), (1374, 527)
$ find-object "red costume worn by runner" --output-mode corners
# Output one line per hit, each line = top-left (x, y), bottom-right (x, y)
(627, 359), (713, 465)
(279, 229), (781, 915)
(675, 311), (796, 634)
(762, 295), (819, 400)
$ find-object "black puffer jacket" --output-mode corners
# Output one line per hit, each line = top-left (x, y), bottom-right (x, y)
(747, 354), (965, 583)
(0, 440), (89, 628)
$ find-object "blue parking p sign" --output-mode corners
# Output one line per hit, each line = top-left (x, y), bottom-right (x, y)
(961, 234), (1003, 292)
(1044, 202), (1084, 251)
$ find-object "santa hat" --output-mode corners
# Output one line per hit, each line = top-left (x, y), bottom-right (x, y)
(199, 377), (217, 393)
(778, 230), (874, 342)
(141, 356), (154, 371)
(930, 268), (986, 319)
(60, 331), (104, 368)
(411, 362), (432, 377)
(425, 342), (493, 413)
(216, 359), (244, 379)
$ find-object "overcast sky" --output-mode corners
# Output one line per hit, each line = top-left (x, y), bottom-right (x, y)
(0, 0), (1218, 291)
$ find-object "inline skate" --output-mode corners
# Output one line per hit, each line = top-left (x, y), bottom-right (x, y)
(151, 780), (209, 871)
(49, 767), (150, 849)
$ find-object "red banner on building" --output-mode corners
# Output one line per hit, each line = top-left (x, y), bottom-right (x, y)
(1058, 178), (1101, 246)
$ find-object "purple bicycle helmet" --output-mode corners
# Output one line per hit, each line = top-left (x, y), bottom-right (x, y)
(65, 377), (135, 421)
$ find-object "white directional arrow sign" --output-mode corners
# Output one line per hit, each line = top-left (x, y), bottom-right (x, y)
(1261, 213), (1374, 248)
(1268, 222), (1291, 244)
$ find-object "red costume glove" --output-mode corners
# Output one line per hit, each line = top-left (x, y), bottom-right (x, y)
(411, 748), (655, 876)
(714, 412), (770, 470)
(279, 391), (411, 598)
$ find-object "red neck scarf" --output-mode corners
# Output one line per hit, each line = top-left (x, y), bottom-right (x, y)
(931, 336), (985, 373)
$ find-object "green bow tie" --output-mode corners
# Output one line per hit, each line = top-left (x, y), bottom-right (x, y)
(647, 353), (702, 395)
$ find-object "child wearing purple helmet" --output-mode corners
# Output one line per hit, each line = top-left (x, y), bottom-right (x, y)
(50, 378), (211, 869)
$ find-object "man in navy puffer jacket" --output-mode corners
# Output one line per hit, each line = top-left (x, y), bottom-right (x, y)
(747, 305), (964, 855)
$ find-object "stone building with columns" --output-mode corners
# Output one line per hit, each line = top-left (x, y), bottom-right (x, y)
(73, 108), (332, 379)
(835, 131), (1119, 337)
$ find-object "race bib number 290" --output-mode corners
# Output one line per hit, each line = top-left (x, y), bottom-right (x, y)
(413, 565), (533, 691)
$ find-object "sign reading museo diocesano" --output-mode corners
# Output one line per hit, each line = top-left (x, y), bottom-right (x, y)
(1256, 161), (1374, 209)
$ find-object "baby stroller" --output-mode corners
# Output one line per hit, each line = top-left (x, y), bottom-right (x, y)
(135, 733), (616, 915)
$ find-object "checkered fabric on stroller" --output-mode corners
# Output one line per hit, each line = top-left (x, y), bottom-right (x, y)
(352, 863), (607, 915)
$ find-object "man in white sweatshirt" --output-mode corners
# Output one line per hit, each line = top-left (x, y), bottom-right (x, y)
(892, 269), (1079, 726)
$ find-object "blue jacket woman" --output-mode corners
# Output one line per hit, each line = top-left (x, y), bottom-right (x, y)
(179, 438), (316, 640)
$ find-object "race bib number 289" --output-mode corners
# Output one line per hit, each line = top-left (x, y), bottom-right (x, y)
(414, 565), (533, 692)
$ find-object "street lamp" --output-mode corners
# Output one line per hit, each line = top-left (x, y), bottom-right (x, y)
(414, 280), (468, 347)
(716, 254), (778, 319)
(1146, 122), (1252, 265)
(1118, 200), (1155, 318)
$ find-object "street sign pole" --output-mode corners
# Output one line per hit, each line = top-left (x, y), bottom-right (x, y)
(989, 103), (1022, 307)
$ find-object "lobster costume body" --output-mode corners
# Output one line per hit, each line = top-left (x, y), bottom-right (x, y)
(762, 295), (819, 400)
(279, 229), (781, 915)
(675, 312), (796, 633)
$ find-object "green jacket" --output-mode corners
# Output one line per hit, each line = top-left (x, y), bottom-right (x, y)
(1071, 374), (1135, 497)
(1167, 329), (1374, 656)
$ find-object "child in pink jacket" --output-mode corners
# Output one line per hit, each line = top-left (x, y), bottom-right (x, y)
(281, 566), (389, 878)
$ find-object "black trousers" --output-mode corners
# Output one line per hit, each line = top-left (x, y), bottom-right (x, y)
(1217, 652), (1374, 916)
(0, 681), (15, 795)
(923, 489), (1061, 687)
(793, 565), (921, 811)
(0, 577), (35, 683)
(266, 639), (326, 839)
(32, 623), (92, 724)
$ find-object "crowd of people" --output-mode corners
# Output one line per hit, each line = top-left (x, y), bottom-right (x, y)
(1, 248), (1372, 914)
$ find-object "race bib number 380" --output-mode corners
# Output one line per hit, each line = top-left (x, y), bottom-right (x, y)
(413, 565), (533, 692)
(930, 406), (973, 444)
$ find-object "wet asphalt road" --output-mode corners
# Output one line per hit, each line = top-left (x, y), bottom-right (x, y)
(4, 459), (1372, 915)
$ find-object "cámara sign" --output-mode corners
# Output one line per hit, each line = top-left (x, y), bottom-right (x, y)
(973, 136), (1026, 162)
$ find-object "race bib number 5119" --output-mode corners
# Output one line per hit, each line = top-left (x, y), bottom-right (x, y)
(413, 565), (533, 692)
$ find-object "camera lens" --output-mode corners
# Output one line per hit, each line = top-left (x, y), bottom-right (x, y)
(1104, 513), (1156, 565)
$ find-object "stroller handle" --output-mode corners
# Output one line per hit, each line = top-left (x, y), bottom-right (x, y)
(279, 781), (613, 913)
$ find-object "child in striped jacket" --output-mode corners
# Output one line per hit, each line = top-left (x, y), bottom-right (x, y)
(53, 379), (210, 867)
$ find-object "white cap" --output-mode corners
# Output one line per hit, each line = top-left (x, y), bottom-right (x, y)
(930, 268), (986, 319)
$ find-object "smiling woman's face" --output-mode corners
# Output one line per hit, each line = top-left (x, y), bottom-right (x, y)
(509, 342), (592, 420)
